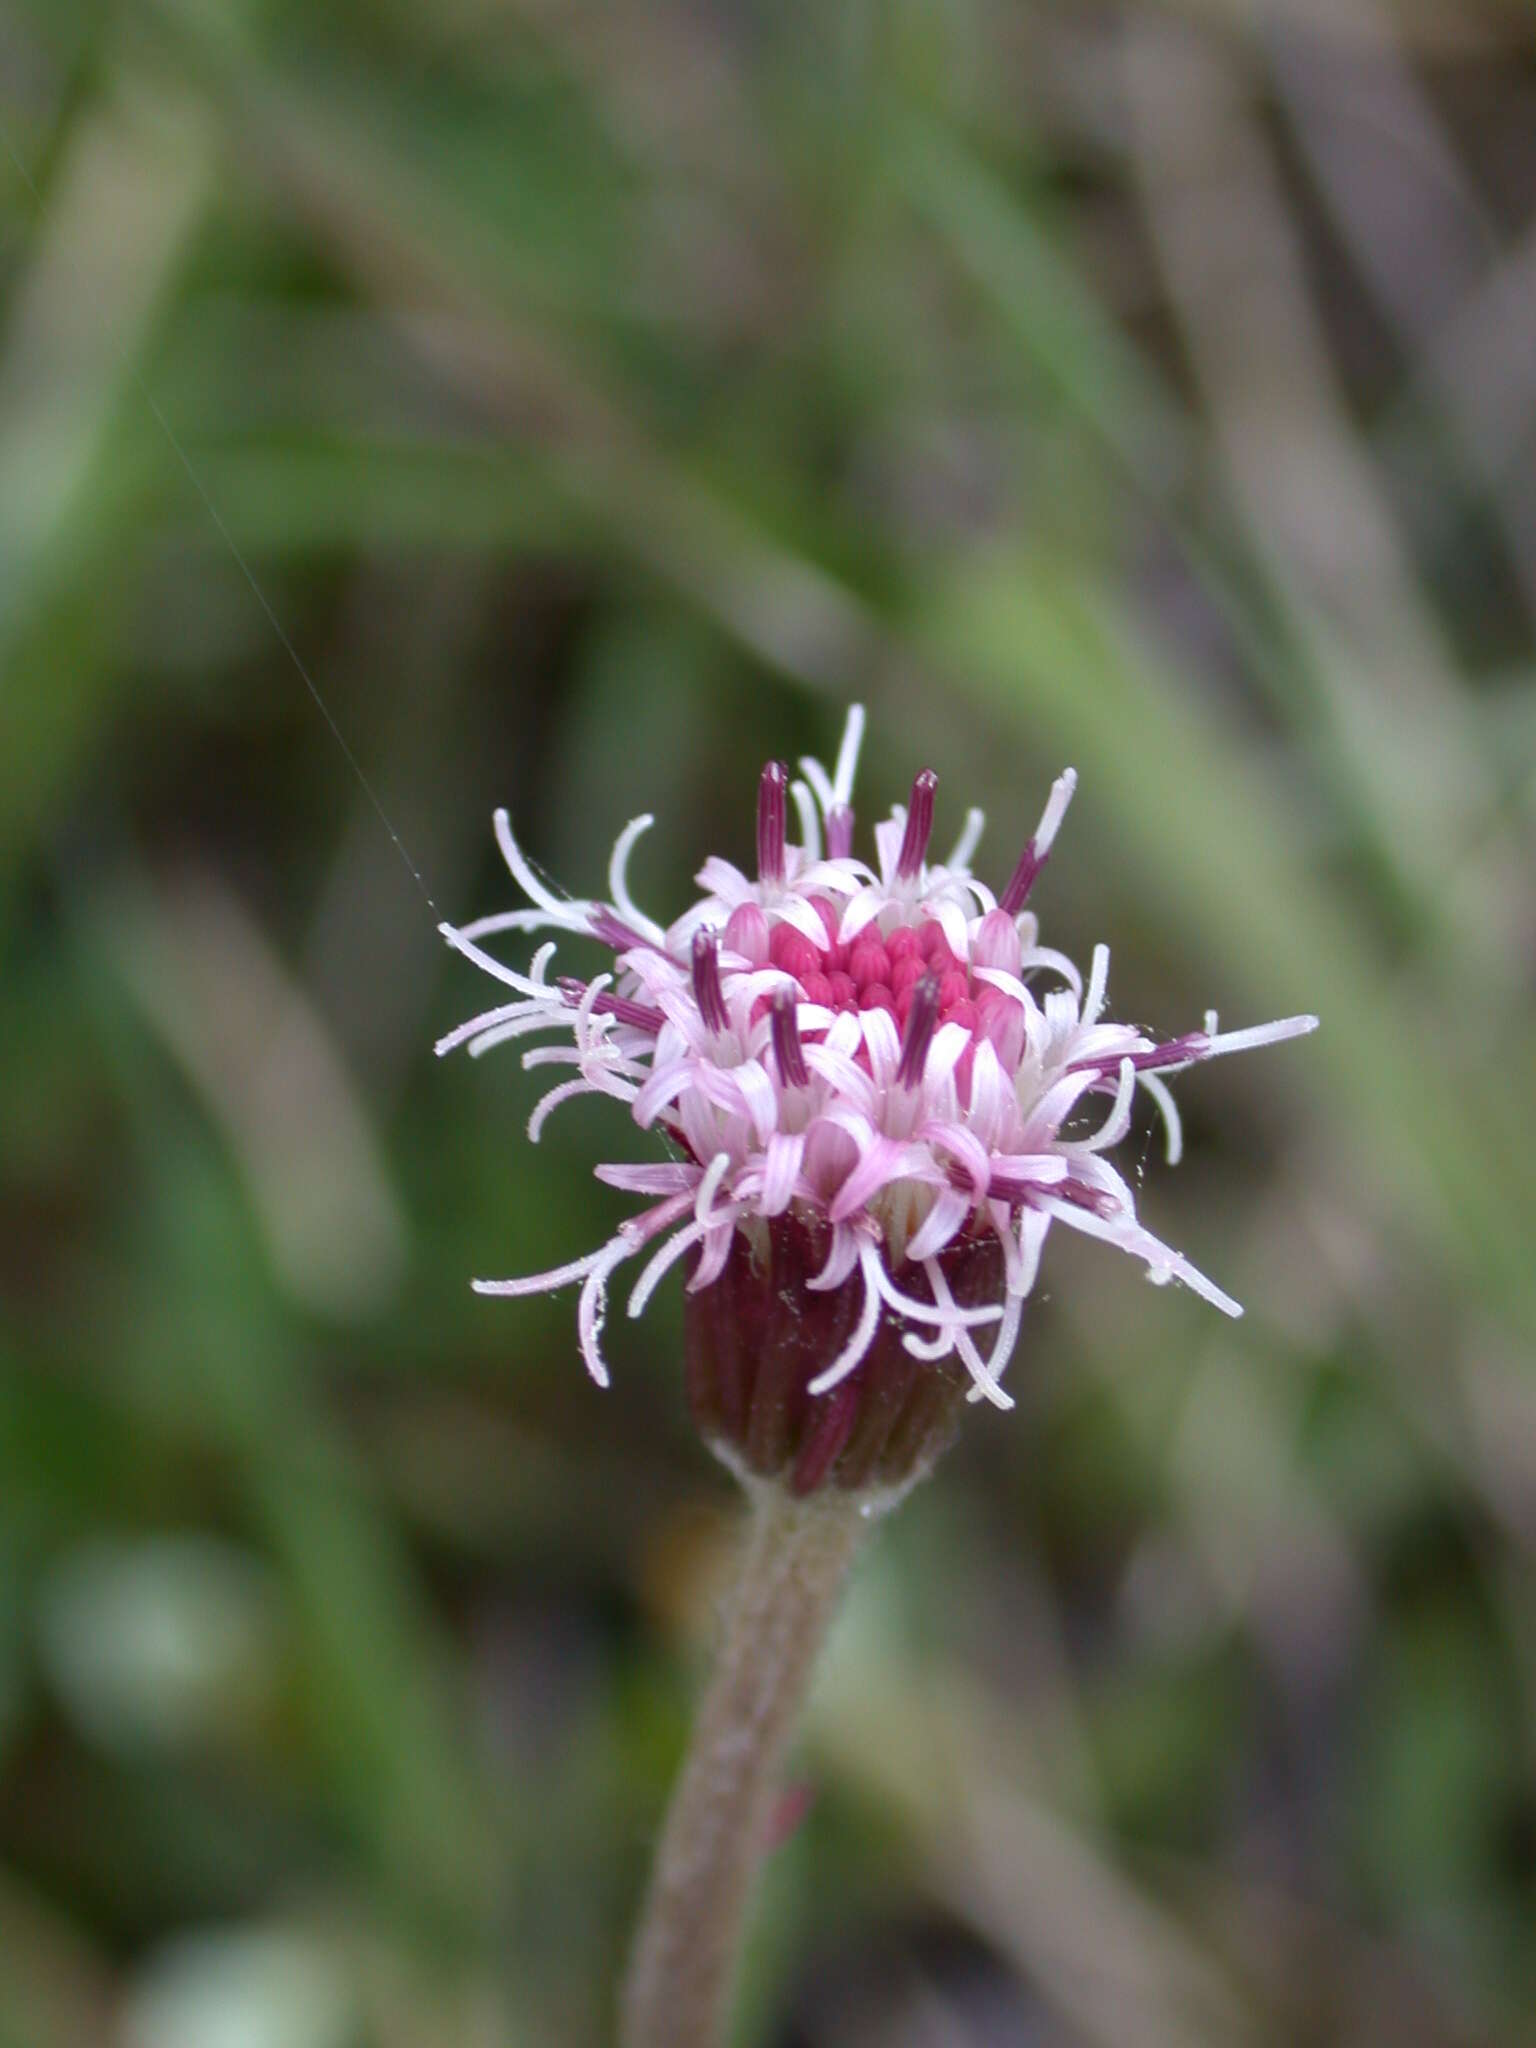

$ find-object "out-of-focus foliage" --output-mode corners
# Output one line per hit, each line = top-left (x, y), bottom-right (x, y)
(2, 1), (1535, 2043)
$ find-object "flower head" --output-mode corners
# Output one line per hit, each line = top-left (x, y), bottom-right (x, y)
(438, 708), (1315, 1486)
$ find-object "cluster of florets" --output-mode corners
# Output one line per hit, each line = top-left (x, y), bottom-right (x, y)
(438, 707), (1315, 1417)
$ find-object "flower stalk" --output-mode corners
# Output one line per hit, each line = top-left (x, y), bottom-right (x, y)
(619, 1481), (870, 2048)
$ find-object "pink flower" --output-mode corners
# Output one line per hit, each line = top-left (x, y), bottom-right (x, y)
(438, 708), (1316, 1415)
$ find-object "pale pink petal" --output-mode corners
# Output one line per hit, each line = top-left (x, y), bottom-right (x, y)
(1015, 1206), (1051, 1297)
(920, 1021), (972, 1095)
(798, 750), (836, 819)
(776, 893), (835, 948)
(1142, 1073), (1183, 1164)
(608, 815), (667, 943)
(472, 1244), (615, 1298)
(859, 1005), (902, 1086)
(1081, 943), (1110, 1028)
(872, 815), (904, 883)
(1036, 1197), (1242, 1318)
(693, 1152), (735, 1228)
(1065, 1154), (1136, 1216)
(966, 1040), (1006, 1148)
(577, 1236), (639, 1386)
(916, 1119), (992, 1195)
(929, 898), (970, 960)
(988, 1152), (1070, 1190)
(790, 778), (822, 863)
(628, 1221), (706, 1317)
(794, 858), (872, 897)
(493, 808), (588, 922)
(1017, 1069), (1101, 1150)
(836, 887), (885, 945)
(1205, 1015), (1319, 1057)
(803, 1122), (860, 1204)
(731, 1059), (781, 1145)
(806, 1223), (862, 1292)
(758, 1132), (805, 1216)
(988, 1197), (1024, 1294)
(1079, 1057), (1136, 1153)
(868, 1255), (1003, 1331)
(906, 1187), (972, 1263)
(806, 1250), (882, 1396)
(688, 1220), (739, 1292)
(693, 855), (754, 904)
(829, 1136), (928, 1224)
(528, 1079), (600, 1140)
(830, 703), (866, 809)
(595, 1162), (701, 1195)
(439, 922), (551, 995)
(631, 1057), (697, 1128)
(456, 907), (573, 941)
(435, 998), (546, 1057)
(947, 807), (986, 873)
(804, 1041), (877, 1114)
(1018, 945), (1082, 995)
(926, 1260), (1017, 1411)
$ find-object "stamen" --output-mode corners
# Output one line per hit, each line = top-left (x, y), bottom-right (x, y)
(557, 978), (665, 1032)
(826, 803), (854, 859)
(1000, 845), (1043, 917)
(896, 973), (940, 1087)
(1000, 768), (1077, 915)
(589, 907), (669, 957)
(770, 989), (809, 1088)
(692, 928), (730, 1035)
(757, 760), (788, 884)
(831, 702), (866, 808)
(1068, 1012), (1318, 1078)
(1053, 1176), (1122, 1218)
(1205, 1014), (1319, 1056)
(1068, 1033), (1205, 1077)
(896, 769), (938, 881)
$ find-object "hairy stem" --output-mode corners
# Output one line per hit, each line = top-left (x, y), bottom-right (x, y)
(619, 1483), (870, 2048)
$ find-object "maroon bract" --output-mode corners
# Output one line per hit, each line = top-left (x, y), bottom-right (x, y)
(685, 1211), (1003, 1495)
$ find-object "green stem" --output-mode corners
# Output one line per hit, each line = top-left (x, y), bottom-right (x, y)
(619, 1483), (870, 2048)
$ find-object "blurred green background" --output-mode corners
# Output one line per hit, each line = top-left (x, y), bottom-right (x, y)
(3, 0), (1536, 2042)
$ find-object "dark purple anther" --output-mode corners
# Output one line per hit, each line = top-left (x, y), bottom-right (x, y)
(1124, 1033), (1207, 1073)
(1001, 768), (1077, 915)
(758, 760), (789, 885)
(1070, 1033), (1207, 1077)
(1000, 841), (1044, 917)
(558, 978), (666, 1032)
(896, 974), (941, 1088)
(589, 907), (668, 958)
(692, 928), (730, 1035)
(895, 770), (937, 881)
(1055, 1177), (1121, 1219)
(826, 804), (855, 859)
(771, 988), (809, 1088)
